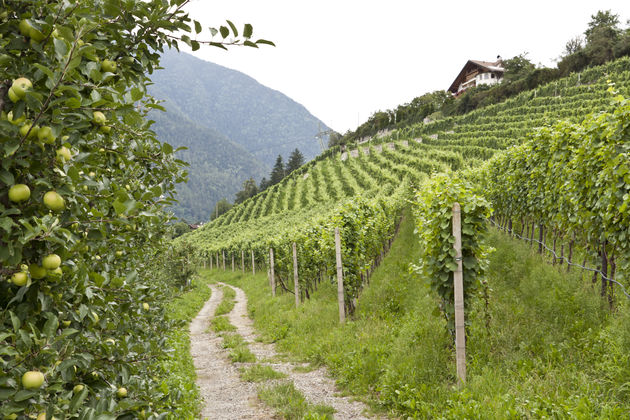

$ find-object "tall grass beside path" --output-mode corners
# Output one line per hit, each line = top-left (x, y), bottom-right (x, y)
(159, 271), (214, 419)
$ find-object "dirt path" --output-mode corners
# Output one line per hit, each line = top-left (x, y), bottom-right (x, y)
(189, 284), (275, 419)
(223, 283), (373, 419)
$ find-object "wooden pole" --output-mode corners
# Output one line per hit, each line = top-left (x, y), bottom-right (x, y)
(251, 250), (256, 276)
(335, 227), (345, 323)
(231, 253), (235, 271)
(293, 242), (299, 308)
(269, 247), (276, 297)
(222, 250), (225, 270)
(241, 249), (245, 273)
(452, 202), (466, 385)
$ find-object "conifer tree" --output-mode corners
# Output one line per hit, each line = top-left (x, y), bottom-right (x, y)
(286, 148), (305, 174)
(270, 154), (285, 185)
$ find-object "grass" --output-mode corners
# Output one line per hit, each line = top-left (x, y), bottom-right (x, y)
(220, 332), (246, 349)
(210, 315), (236, 332)
(258, 382), (335, 420)
(239, 364), (287, 382)
(213, 206), (630, 418)
(214, 284), (236, 316)
(158, 270), (214, 418)
(228, 344), (257, 363)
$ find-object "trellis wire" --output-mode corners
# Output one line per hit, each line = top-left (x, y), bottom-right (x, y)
(488, 218), (630, 300)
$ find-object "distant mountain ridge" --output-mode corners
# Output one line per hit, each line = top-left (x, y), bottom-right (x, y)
(149, 50), (331, 222)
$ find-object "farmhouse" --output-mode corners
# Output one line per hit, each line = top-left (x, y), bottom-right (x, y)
(448, 56), (505, 95)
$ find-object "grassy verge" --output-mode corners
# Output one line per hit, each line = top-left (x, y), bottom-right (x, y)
(216, 206), (630, 418)
(215, 284), (236, 316)
(258, 382), (335, 420)
(239, 364), (287, 382)
(159, 270), (214, 419)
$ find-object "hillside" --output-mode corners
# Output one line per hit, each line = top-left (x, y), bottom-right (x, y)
(183, 57), (630, 236)
(148, 50), (332, 221)
(178, 58), (630, 417)
(150, 50), (329, 166)
(150, 107), (267, 222)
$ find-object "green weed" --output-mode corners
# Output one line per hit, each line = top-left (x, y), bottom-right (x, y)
(239, 364), (287, 382)
(258, 382), (335, 419)
(210, 315), (236, 333)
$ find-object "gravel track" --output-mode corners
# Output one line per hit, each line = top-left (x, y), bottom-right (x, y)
(222, 282), (373, 420)
(189, 284), (275, 419)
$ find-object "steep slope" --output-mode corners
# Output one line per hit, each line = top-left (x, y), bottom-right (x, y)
(182, 57), (630, 247)
(151, 107), (267, 222)
(150, 50), (328, 166)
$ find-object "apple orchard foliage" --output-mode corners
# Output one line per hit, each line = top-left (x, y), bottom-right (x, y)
(0, 1), (271, 418)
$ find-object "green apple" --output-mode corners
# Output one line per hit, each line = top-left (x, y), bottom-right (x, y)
(92, 311), (99, 323)
(116, 387), (127, 398)
(42, 253), (61, 270)
(142, 302), (150, 311)
(73, 384), (84, 393)
(22, 371), (45, 389)
(115, 250), (123, 256)
(92, 111), (106, 125)
(8, 184), (30, 202)
(11, 77), (32, 98)
(28, 26), (46, 42)
(47, 267), (63, 281)
(101, 59), (117, 73)
(56, 146), (72, 162)
(100, 125), (111, 134)
(7, 111), (26, 125)
(7, 87), (19, 103)
(19, 19), (32, 37)
(29, 264), (47, 280)
(62, 320), (71, 327)
(19, 122), (39, 139)
(43, 191), (65, 212)
(11, 272), (28, 286)
(37, 126), (56, 144)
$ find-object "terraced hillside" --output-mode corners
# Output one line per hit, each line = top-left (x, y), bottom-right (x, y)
(181, 57), (630, 308)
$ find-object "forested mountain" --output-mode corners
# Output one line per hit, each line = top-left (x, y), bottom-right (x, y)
(151, 49), (327, 165)
(150, 107), (267, 222)
(149, 49), (330, 222)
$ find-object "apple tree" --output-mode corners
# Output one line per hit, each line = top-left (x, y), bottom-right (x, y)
(0, 0), (271, 417)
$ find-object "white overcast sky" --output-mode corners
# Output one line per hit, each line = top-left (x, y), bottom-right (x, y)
(179, 0), (630, 133)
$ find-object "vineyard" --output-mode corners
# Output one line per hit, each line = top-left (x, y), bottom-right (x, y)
(177, 56), (630, 418)
(182, 56), (630, 311)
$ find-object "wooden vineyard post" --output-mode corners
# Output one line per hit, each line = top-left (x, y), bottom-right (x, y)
(241, 250), (245, 273)
(251, 250), (256, 276)
(269, 247), (276, 297)
(293, 242), (299, 308)
(210, 255), (213, 270)
(335, 227), (346, 323)
(222, 250), (225, 270)
(452, 202), (466, 385)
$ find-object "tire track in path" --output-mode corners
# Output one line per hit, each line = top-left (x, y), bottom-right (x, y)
(189, 284), (274, 419)
(222, 282), (374, 420)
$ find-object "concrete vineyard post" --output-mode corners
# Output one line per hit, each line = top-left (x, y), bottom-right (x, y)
(241, 249), (245, 273)
(452, 202), (466, 385)
(335, 227), (345, 323)
(251, 250), (256, 276)
(231, 253), (234, 271)
(222, 250), (225, 271)
(293, 242), (299, 307)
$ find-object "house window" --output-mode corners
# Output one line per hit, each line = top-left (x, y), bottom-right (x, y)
(491, 73), (495, 78)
